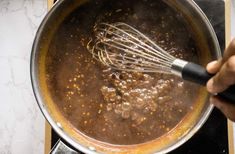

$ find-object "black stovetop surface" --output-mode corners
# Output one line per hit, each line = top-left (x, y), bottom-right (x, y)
(50, 0), (228, 153)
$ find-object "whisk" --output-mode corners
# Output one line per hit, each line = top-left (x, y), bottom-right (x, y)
(87, 22), (235, 102)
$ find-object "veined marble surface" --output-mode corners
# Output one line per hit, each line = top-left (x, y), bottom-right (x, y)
(0, 0), (47, 154)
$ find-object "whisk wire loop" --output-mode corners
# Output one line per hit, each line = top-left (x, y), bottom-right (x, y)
(87, 22), (176, 73)
(98, 23), (175, 62)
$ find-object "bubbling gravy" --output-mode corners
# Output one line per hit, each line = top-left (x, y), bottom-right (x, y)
(46, 0), (200, 145)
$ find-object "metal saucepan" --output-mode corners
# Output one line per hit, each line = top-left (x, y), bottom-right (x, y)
(31, 0), (221, 153)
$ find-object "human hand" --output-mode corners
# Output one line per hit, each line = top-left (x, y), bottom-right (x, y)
(206, 38), (235, 122)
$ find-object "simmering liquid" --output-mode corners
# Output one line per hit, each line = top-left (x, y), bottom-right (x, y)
(46, 0), (200, 145)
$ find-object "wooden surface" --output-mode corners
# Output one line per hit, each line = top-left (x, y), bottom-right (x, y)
(44, 0), (234, 154)
(44, 121), (52, 154)
(47, 0), (54, 11)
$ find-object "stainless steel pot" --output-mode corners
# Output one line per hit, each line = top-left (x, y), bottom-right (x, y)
(31, 0), (221, 153)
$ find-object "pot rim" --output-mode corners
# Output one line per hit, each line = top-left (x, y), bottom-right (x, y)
(30, 0), (221, 153)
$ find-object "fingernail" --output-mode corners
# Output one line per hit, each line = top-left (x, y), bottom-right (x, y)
(207, 79), (214, 93)
(208, 60), (218, 66)
(207, 60), (218, 70)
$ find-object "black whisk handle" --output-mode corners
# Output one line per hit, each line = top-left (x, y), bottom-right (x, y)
(217, 85), (235, 103)
(182, 62), (212, 85)
(182, 62), (235, 103)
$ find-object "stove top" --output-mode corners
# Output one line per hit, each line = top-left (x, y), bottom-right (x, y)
(48, 0), (228, 153)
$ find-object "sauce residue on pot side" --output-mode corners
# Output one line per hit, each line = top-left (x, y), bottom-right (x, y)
(45, 0), (200, 145)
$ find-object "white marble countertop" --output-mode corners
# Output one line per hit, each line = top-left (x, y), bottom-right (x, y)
(0, 0), (234, 154)
(0, 0), (47, 153)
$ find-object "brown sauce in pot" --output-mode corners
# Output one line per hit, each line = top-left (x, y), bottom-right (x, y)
(46, 0), (200, 145)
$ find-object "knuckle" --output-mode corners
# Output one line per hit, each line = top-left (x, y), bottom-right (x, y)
(213, 72), (230, 89)
(213, 75), (224, 86)
(212, 74), (225, 89)
(226, 56), (235, 72)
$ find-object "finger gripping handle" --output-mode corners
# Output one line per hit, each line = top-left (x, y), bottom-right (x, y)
(182, 62), (235, 103)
